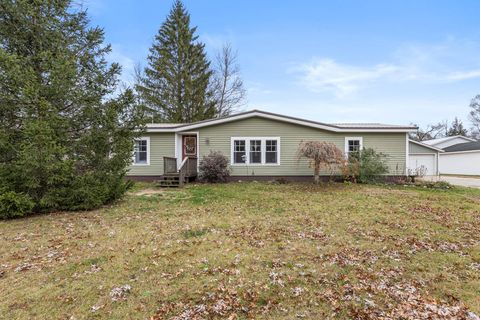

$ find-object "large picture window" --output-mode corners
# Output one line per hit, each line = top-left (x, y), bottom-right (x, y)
(133, 137), (150, 165)
(231, 137), (280, 165)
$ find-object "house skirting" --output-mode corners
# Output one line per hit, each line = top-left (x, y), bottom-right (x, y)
(226, 175), (408, 183)
(125, 175), (408, 183)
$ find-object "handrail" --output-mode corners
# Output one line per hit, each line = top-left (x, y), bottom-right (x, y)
(178, 157), (197, 186)
(179, 157), (189, 170)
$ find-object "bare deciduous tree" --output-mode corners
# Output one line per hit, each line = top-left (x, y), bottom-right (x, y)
(211, 43), (246, 117)
(409, 121), (447, 141)
(469, 95), (480, 139)
(297, 141), (345, 184)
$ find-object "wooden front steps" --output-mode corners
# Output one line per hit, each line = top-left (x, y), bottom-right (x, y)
(160, 156), (198, 187)
(156, 174), (196, 188)
(156, 174), (182, 188)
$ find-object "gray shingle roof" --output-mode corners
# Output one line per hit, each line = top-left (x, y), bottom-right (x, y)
(443, 141), (480, 152)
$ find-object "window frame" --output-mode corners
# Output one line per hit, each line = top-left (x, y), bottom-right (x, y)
(230, 137), (281, 166)
(132, 136), (150, 166)
(344, 136), (363, 157)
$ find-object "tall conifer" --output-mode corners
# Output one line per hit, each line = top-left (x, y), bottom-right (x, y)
(0, 0), (143, 216)
(136, 0), (214, 123)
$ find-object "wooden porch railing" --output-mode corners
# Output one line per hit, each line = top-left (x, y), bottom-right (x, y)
(163, 157), (177, 174)
(163, 156), (198, 187)
(178, 157), (198, 186)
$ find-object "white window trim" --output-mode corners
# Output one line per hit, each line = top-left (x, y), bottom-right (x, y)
(132, 136), (150, 166)
(344, 137), (363, 156)
(230, 137), (281, 166)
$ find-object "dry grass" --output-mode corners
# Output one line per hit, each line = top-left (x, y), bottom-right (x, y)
(1, 182), (479, 319)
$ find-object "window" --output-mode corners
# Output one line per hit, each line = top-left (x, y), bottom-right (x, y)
(265, 140), (277, 163)
(345, 137), (363, 157)
(133, 137), (150, 165)
(231, 137), (280, 165)
(233, 140), (246, 164)
(249, 140), (262, 163)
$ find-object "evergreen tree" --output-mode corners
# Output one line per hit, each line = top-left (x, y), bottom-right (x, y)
(447, 117), (468, 137)
(0, 0), (144, 217)
(136, 0), (214, 123)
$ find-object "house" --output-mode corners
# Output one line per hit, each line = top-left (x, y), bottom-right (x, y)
(408, 140), (444, 176)
(127, 110), (417, 184)
(423, 135), (476, 149)
(440, 141), (480, 176)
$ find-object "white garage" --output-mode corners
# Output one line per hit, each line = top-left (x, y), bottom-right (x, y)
(408, 140), (442, 176)
(440, 141), (480, 176)
(409, 154), (436, 176)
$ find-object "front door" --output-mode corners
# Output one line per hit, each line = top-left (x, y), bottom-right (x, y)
(182, 135), (197, 160)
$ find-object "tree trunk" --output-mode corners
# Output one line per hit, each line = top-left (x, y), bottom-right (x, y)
(314, 162), (320, 184)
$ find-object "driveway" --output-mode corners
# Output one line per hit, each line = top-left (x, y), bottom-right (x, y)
(440, 176), (480, 188)
(422, 175), (480, 188)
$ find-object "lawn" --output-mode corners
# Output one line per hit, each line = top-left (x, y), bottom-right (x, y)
(1, 182), (480, 319)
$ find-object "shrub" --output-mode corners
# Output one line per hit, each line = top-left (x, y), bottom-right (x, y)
(0, 191), (35, 219)
(342, 148), (389, 183)
(199, 151), (231, 183)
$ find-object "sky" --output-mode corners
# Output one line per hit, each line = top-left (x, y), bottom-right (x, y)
(83, 0), (480, 127)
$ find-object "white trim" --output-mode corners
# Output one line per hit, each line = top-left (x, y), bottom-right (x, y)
(408, 139), (445, 152)
(405, 133), (409, 176)
(344, 136), (363, 155)
(230, 137), (281, 166)
(145, 111), (417, 133)
(442, 149), (480, 155)
(132, 136), (150, 166)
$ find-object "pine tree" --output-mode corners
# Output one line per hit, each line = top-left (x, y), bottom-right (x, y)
(136, 0), (214, 123)
(447, 117), (468, 137)
(0, 0), (144, 216)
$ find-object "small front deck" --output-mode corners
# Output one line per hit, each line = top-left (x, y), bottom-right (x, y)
(156, 157), (197, 187)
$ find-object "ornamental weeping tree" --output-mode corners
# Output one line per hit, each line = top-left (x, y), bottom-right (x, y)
(297, 141), (345, 184)
(0, 0), (144, 217)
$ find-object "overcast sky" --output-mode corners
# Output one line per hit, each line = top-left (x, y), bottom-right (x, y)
(85, 0), (480, 127)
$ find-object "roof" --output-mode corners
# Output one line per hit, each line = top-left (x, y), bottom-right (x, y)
(145, 109), (417, 133)
(423, 135), (475, 146)
(443, 141), (480, 152)
(409, 139), (445, 152)
(334, 123), (415, 129)
(145, 123), (185, 128)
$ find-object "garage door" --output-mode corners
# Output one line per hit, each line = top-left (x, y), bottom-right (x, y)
(409, 154), (436, 176)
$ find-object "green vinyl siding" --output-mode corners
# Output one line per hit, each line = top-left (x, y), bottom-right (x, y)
(127, 133), (175, 176)
(192, 117), (407, 176)
(409, 141), (438, 154)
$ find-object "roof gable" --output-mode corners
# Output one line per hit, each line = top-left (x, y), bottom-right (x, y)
(409, 139), (444, 152)
(423, 135), (475, 146)
(145, 110), (417, 133)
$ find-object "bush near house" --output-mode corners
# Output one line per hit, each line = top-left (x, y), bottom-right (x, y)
(342, 148), (389, 183)
(0, 191), (34, 219)
(198, 151), (231, 183)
